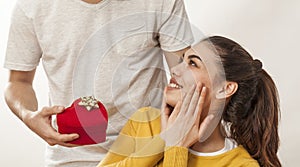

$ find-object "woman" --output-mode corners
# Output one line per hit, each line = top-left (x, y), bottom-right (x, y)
(97, 36), (281, 167)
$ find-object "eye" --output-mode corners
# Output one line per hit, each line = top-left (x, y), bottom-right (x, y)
(188, 59), (198, 67)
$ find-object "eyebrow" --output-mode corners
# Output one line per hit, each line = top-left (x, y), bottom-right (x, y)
(188, 55), (202, 61)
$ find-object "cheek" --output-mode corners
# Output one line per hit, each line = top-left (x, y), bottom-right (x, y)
(182, 73), (211, 93)
(181, 74), (197, 93)
(202, 77), (212, 89)
(195, 70), (212, 89)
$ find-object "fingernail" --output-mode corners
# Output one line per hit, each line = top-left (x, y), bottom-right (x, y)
(207, 114), (214, 120)
(73, 134), (79, 139)
(196, 84), (200, 92)
(58, 106), (64, 111)
(193, 84), (196, 89)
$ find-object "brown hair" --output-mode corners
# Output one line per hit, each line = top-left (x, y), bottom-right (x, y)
(204, 36), (281, 167)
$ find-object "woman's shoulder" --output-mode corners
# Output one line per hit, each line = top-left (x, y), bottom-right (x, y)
(129, 107), (161, 123)
(123, 107), (161, 137)
(188, 145), (259, 167)
(227, 145), (260, 167)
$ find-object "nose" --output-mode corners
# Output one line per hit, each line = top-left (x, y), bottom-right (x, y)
(170, 62), (184, 77)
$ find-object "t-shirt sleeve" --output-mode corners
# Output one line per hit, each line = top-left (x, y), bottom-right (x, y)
(158, 0), (194, 52)
(4, 3), (42, 71)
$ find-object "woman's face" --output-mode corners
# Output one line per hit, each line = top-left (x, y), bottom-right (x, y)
(165, 41), (227, 142)
(165, 42), (218, 107)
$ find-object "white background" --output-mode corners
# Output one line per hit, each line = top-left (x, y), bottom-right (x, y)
(1, 0), (299, 166)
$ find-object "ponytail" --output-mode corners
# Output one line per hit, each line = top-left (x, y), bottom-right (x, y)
(225, 70), (281, 167)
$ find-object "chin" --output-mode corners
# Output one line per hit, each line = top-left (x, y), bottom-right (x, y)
(165, 92), (181, 108)
(166, 100), (176, 108)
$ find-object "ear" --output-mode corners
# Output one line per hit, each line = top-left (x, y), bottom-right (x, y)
(216, 81), (238, 99)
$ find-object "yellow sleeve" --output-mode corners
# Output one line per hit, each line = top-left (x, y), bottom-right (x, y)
(97, 107), (165, 167)
(162, 146), (188, 167)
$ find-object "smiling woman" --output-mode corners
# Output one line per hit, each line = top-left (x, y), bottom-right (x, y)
(96, 36), (281, 167)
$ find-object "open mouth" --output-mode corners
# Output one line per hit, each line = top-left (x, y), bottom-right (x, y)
(168, 78), (183, 89)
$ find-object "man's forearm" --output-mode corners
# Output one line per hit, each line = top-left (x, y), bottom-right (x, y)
(4, 81), (38, 121)
(4, 70), (79, 146)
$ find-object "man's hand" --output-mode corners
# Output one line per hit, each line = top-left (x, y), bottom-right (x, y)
(4, 70), (79, 147)
(23, 106), (79, 147)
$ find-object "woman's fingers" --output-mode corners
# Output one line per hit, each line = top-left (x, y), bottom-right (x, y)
(161, 87), (170, 130)
(161, 83), (212, 147)
(198, 114), (214, 142)
(194, 86), (207, 125)
(186, 83), (203, 118)
(168, 100), (182, 125)
(178, 84), (196, 118)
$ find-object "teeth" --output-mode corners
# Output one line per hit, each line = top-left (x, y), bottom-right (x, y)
(169, 83), (182, 89)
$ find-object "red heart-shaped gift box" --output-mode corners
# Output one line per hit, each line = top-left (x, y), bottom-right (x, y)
(57, 96), (108, 145)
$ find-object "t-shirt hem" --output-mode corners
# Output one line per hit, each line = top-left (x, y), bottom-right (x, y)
(161, 38), (194, 52)
(4, 62), (38, 71)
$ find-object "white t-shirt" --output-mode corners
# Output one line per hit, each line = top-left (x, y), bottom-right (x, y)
(189, 138), (238, 157)
(5, 0), (194, 166)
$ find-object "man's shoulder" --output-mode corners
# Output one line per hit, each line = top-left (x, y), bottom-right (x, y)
(15, 0), (53, 18)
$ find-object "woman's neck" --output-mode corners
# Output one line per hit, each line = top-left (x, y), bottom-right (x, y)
(191, 124), (225, 153)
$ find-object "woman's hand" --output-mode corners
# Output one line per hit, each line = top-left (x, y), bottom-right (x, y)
(160, 83), (214, 147)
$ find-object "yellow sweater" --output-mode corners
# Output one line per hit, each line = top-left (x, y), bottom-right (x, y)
(98, 107), (259, 167)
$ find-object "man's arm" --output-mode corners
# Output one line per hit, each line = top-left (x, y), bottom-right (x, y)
(4, 70), (79, 147)
(5, 70), (37, 119)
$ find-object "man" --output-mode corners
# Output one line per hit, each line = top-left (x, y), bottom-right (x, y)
(4, 0), (194, 166)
